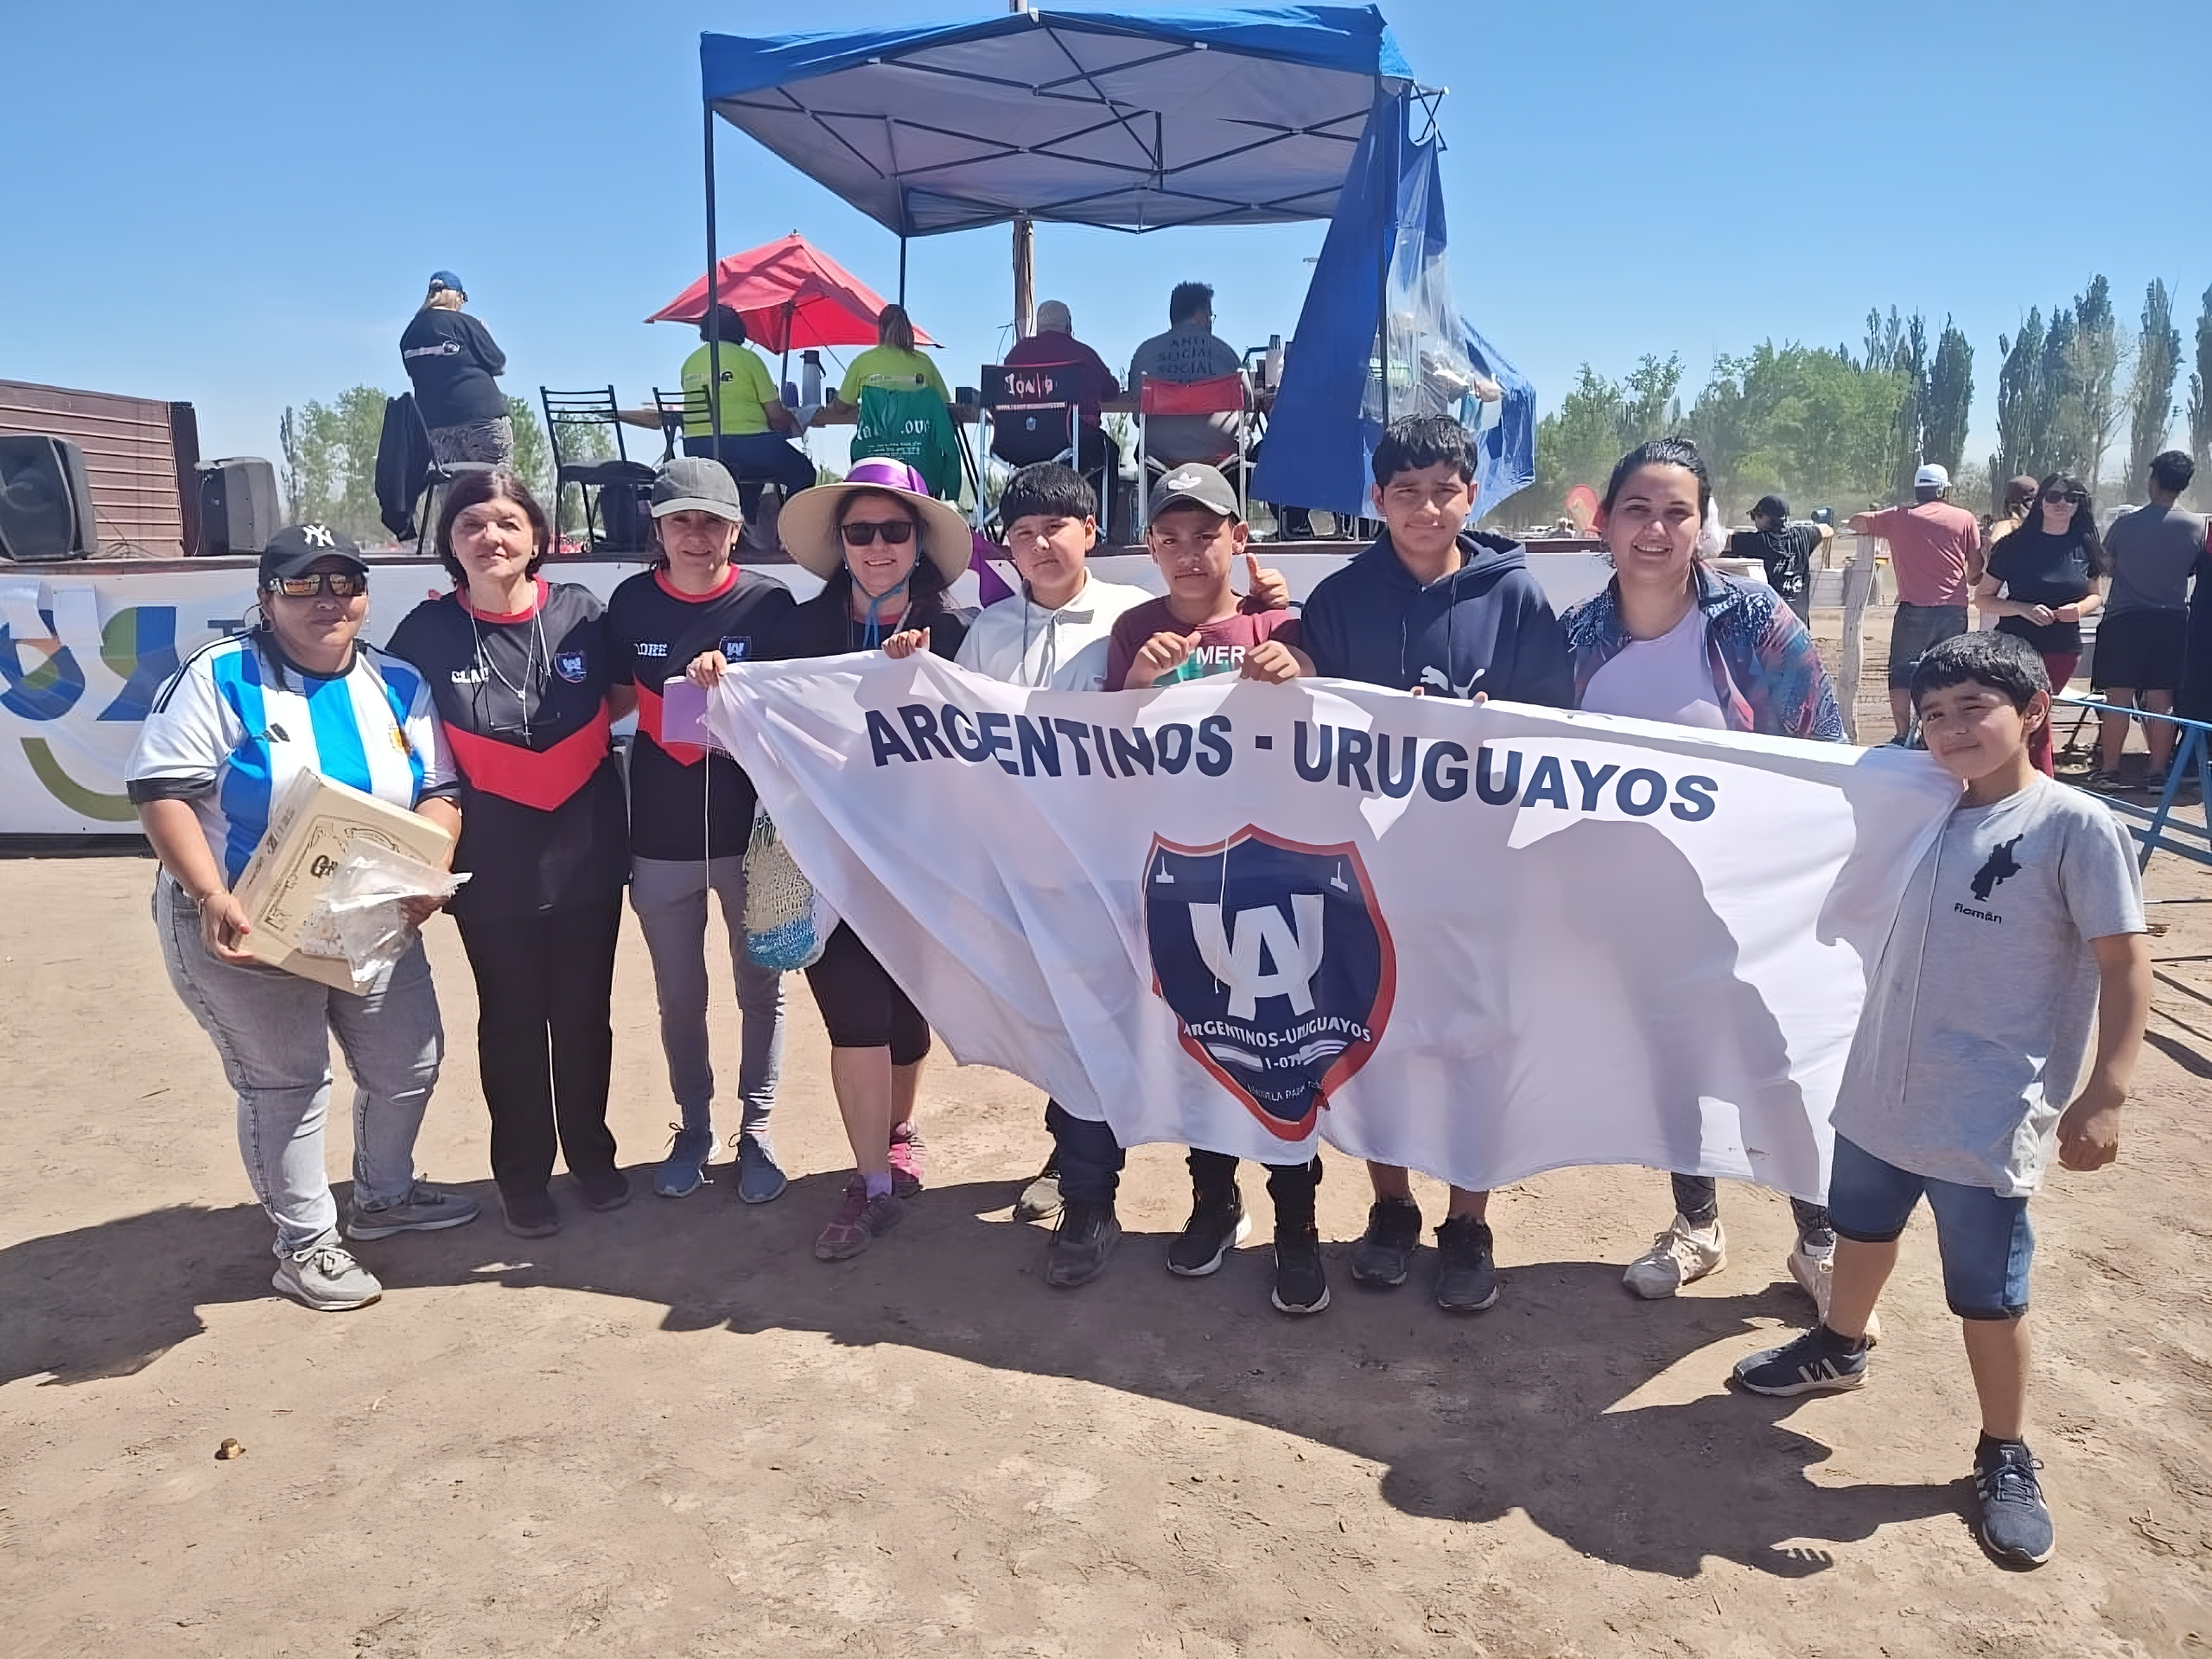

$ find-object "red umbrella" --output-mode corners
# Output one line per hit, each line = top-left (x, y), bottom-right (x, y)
(645, 232), (933, 353)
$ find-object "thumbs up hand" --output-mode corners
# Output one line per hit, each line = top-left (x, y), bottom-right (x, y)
(1243, 551), (1291, 613)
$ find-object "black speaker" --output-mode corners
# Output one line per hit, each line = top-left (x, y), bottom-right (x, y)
(196, 457), (282, 556)
(0, 435), (98, 562)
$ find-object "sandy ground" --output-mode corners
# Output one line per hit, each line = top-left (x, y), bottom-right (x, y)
(6, 607), (2212, 1658)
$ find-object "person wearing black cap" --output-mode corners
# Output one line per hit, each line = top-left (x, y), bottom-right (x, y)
(399, 270), (513, 466)
(385, 470), (634, 1237)
(126, 524), (478, 1311)
(1727, 494), (1829, 626)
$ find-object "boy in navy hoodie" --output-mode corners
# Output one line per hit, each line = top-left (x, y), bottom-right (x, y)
(1300, 414), (1573, 1313)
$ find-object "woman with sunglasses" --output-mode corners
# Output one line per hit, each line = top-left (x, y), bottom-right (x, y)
(127, 524), (476, 1312)
(1974, 472), (2107, 774)
(687, 457), (974, 1259)
(385, 470), (634, 1236)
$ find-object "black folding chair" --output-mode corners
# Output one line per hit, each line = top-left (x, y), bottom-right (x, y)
(979, 361), (1109, 539)
(654, 385), (798, 523)
(375, 393), (495, 554)
(541, 386), (655, 552)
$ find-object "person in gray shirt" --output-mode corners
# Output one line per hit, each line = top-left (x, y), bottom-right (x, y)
(2093, 450), (2206, 783)
(1733, 631), (2149, 1568)
(1128, 281), (1249, 476)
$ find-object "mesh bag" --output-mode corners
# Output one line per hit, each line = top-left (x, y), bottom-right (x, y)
(742, 804), (838, 970)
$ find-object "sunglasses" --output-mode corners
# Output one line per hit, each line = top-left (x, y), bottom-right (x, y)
(266, 572), (367, 598)
(840, 518), (916, 547)
(2041, 489), (2085, 507)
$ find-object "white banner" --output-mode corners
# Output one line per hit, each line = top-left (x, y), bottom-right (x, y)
(708, 654), (1959, 1199)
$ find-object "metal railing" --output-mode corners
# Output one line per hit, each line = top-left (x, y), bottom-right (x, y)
(2056, 696), (2212, 869)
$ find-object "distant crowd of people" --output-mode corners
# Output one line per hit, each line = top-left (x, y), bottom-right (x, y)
(126, 404), (2156, 1568)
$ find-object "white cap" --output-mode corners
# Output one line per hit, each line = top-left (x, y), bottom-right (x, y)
(1913, 463), (1950, 490)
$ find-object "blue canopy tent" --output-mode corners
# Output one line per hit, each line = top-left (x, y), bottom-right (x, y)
(694, 5), (1531, 518)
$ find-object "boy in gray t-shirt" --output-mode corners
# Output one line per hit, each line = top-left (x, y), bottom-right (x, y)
(1735, 632), (2149, 1570)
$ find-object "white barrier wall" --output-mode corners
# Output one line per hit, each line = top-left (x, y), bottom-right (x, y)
(0, 548), (1624, 836)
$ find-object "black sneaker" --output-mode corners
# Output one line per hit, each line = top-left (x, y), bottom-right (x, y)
(1045, 1200), (1122, 1289)
(1270, 1224), (1330, 1314)
(1349, 1197), (1421, 1287)
(501, 1188), (559, 1238)
(1974, 1440), (2055, 1566)
(1433, 1216), (1499, 1313)
(1167, 1186), (1250, 1277)
(577, 1169), (632, 1213)
(1733, 1325), (1869, 1395)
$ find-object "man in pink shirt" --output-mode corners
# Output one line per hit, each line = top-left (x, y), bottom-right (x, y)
(1850, 463), (1986, 741)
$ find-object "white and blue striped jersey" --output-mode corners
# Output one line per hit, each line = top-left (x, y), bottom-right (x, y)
(126, 632), (458, 884)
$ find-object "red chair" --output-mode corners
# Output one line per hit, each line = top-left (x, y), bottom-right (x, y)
(1135, 372), (1250, 530)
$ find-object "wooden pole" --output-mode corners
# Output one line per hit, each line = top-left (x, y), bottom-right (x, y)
(1012, 214), (1035, 340)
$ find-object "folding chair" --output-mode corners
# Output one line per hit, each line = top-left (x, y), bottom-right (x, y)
(977, 362), (1109, 540)
(1135, 372), (1250, 532)
(540, 386), (655, 552)
(653, 384), (797, 525)
(375, 393), (496, 555)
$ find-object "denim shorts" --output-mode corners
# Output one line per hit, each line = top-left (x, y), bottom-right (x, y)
(1828, 1135), (2034, 1320)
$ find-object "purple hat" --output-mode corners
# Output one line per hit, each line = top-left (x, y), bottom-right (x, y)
(779, 456), (974, 585)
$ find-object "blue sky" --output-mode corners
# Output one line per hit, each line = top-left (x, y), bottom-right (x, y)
(8, 1), (2206, 480)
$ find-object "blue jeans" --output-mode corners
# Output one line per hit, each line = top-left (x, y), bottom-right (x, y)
(154, 875), (445, 1255)
(1045, 1099), (1124, 1205)
(629, 855), (785, 1143)
(1827, 1135), (2035, 1320)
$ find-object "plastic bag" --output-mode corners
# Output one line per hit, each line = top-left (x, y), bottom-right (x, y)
(742, 804), (839, 971)
(296, 842), (470, 988)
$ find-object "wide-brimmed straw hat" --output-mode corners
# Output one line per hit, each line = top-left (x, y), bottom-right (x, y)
(780, 457), (972, 585)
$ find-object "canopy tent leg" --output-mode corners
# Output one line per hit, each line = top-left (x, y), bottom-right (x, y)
(1012, 214), (1034, 340)
(898, 236), (908, 308)
(703, 103), (723, 447)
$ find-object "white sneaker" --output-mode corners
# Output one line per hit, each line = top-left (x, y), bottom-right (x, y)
(272, 1230), (383, 1312)
(1624, 1214), (1726, 1299)
(1787, 1237), (1881, 1344)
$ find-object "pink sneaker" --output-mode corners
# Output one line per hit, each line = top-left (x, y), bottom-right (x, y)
(815, 1176), (904, 1261)
(887, 1122), (925, 1198)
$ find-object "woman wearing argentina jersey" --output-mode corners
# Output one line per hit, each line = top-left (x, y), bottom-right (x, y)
(687, 458), (972, 1261)
(385, 470), (632, 1240)
(1561, 437), (1853, 1319)
(604, 457), (798, 1206)
(126, 524), (476, 1313)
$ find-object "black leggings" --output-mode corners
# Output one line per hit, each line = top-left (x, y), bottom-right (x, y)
(1672, 1173), (1830, 1243)
(804, 923), (931, 1064)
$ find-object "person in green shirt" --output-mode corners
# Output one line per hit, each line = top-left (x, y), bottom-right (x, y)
(679, 308), (817, 506)
(828, 302), (951, 410)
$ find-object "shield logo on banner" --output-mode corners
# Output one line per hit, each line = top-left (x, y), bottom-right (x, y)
(1142, 827), (1395, 1140)
(554, 651), (588, 683)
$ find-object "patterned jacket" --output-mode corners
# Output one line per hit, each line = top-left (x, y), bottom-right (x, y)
(1561, 563), (1846, 743)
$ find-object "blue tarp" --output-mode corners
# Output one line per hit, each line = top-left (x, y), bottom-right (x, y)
(700, 7), (1410, 236)
(1253, 92), (1535, 520)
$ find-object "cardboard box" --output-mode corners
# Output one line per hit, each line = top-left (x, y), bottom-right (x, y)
(231, 770), (453, 991)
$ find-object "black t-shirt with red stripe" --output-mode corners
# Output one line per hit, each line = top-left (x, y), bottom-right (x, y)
(607, 565), (798, 862)
(385, 579), (629, 918)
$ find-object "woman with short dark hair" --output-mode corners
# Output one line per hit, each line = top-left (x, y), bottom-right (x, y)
(385, 469), (634, 1237)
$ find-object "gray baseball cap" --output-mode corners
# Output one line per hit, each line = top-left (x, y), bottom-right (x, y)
(1146, 461), (1242, 523)
(651, 456), (746, 523)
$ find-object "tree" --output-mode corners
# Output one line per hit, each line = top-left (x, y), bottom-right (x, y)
(1529, 355), (1681, 518)
(1684, 340), (1904, 518)
(2190, 283), (2212, 507)
(2062, 275), (2125, 485)
(1923, 318), (1974, 479)
(2125, 278), (2181, 493)
(279, 385), (390, 543)
(505, 395), (555, 507)
(1992, 308), (2046, 486)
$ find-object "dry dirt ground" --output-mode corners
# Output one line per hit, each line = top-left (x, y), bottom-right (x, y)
(5, 608), (2212, 1659)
